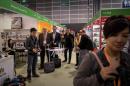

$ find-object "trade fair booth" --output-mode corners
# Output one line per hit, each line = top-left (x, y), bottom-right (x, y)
(85, 8), (130, 49)
(0, 0), (64, 85)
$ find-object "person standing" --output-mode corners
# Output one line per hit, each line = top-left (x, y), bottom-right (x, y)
(38, 28), (49, 69)
(8, 39), (15, 60)
(74, 32), (81, 66)
(63, 28), (74, 64)
(78, 30), (93, 64)
(25, 28), (39, 82)
(60, 31), (65, 48)
(74, 15), (130, 86)
(48, 26), (61, 48)
(47, 26), (61, 61)
(7, 39), (16, 74)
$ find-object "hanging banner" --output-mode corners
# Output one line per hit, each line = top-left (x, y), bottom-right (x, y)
(0, 0), (64, 27)
(101, 8), (130, 17)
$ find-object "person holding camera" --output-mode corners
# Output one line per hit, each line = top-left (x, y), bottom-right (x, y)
(25, 28), (39, 82)
(74, 15), (130, 86)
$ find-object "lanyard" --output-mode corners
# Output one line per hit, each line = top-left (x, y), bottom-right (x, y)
(104, 49), (120, 86)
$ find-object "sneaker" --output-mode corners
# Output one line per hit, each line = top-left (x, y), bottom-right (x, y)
(26, 77), (31, 82)
(75, 64), (78, 66)
(32, 74), (40, 77)
(75, 66), (79, 70)
(38, 67), (43, 70)
(62, 60), (67, 62)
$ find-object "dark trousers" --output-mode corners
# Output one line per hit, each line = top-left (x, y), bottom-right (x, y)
(64, 48), (73, 63)
(40, 47), (49, 68)
(61, 42), (64, 48)
(76, 53), (79, 65)
(27, 54), (37, 77)
(49, 51), (53, 61)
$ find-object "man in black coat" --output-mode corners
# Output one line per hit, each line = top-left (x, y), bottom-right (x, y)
(63, 29), (74, 64)
(48, 26), (61, 47)
(48, 26), (61, 61)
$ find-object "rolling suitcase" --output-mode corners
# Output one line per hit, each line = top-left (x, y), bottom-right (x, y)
(43, 61), (55, 73)
(53, 54), (61, 68)
(43, 48), (55, 73)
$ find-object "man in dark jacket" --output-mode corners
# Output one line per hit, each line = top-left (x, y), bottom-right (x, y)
(48, 26), (61, 48)
(25, 28), (39, 81)
(63, 28), (74, 64)
(47, 26), (61, 61)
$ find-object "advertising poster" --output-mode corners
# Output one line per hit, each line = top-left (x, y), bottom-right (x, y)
(11, 17), (22, 29)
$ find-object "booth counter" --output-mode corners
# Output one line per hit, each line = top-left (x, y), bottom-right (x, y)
(0, 55), (15, 85)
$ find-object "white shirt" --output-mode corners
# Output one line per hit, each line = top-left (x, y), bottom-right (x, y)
(53, 32), (56, 41)
(43, 32), (47, 45)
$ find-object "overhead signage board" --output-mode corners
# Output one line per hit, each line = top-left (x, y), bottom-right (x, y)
(0, 0), (64, 27)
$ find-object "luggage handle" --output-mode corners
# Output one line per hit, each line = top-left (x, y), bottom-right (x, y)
(47, 48), (56, 62)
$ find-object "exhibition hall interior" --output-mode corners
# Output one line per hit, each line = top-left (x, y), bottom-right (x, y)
(0, 0), (130, 86)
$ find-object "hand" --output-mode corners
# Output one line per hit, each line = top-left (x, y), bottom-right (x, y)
(38, 48), (41, 52)
(53, 43), (56, 45)
(100, 60), (120, 81)
(100, 66), (118, 81)
(46, 44), (49, 47)
(100, 55), (120, 81)
(43, 41), (46, 44)
(76, 47), (80, 50)
(32, 48), (38, 53)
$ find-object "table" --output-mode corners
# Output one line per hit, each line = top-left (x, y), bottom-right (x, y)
(0, 55), (15, 85)
(46, 48), (65, 57)
(15, 49), (27, 62)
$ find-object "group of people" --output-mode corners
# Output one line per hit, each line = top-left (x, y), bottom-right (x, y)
(25, 25), (95, 81)
(25, 15), (130, 85)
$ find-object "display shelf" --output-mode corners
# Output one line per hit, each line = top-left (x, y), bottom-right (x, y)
(2, 29), (30, 49)
(92, 25), (100, 49)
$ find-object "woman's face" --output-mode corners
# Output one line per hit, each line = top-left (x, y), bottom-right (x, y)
(106, 27), (129, 52)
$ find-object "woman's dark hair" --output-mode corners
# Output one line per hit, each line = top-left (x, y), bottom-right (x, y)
(78, 35), (93, 50)
(103, 15), (130, 39)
